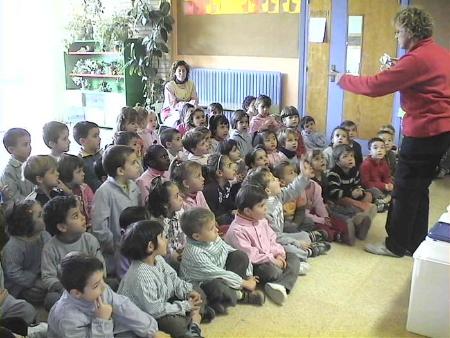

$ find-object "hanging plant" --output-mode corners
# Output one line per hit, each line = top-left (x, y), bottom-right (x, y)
(126, 0), (174, 106)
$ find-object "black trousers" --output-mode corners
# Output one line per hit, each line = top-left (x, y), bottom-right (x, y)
(200, 250), (249, 307)
(385, 132), (450, 256)
(253, 252), (300, 292)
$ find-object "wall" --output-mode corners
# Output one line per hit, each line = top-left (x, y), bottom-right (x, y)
(412, 0), (450, 49)
(173, 0), (300, 108)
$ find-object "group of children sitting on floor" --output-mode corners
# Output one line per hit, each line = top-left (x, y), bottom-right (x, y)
(0, 94), (398, 338)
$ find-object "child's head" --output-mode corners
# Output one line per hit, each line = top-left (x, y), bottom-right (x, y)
(43, 121), (70, 153)
(255, 95), (272, 117)
(181, 208), (218, 242)
(300, 116), (316, 133)
(119, 206), (149, 231)
(23, 155), (59, 187)
(58, 154), (85, 187)
(170, 159), (204, 194)
(160, 128), (183, 153)
(44, 195), (86, 236)
(368, 137), (386, 160)
(245, 146), (269, 169)
(244, 166), (281, 196)
(102, 145), (140, 180)
(147, 179), (183, 218)
(231, 109), (249, 134)
(93, 155), (107, 183)
(340, 120), (358, 140)
(206, 153), (236, 182)
(135, 104), (158, 132)
(73, 121), (101, 154)
(146, 110), (158, 131)
(332, 144), (355, 170)
(3, 128), (31, 162)
(59, 252), (105, 301)
(117, 106), (139, 132)
(186, 108), (207, 128)
(218, 139), (241, 162)
(277, 128), (298, 152)
(120, 220), (167, 259)
(6, 200), (45, 237)
(379, 124), (395, 135)
(280, 106), (300, 128)
(242, 96), (257, 113)
(114, 131), (142, 157)
(207, 102), (224, 117)
(272, 161), (297, 186)
(330, 127), (349, 147)
(377, 130), (394, 151)
(305, 149), (326, 173)
(180, 103), (195, 126)
(252, 129), (278, 153)
(209, 115), (230, 141)
(143, 145), (170, 172)
(236, 184), (268, 220)
(182, 129), (209, 156)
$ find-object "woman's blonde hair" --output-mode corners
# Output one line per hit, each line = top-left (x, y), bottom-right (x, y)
(395, 7), (433, 40)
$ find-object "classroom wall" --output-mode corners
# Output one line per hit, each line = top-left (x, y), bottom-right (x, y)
(412, 0), (450, 49)
(173, 0), (300, 108)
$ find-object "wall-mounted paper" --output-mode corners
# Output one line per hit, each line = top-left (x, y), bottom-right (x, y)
(309, 17), (327, 43)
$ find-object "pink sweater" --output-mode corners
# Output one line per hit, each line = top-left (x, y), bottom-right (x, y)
(182, 191), (210, 211)
(224, 213), (285, 265)
(138, 129), (160, 151)
(304, 181), (329, 224)
(136, 168), (170, 205)
(249, 115), (279, 134)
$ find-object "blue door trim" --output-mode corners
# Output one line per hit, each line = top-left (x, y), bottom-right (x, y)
(298, 0), (310, 117)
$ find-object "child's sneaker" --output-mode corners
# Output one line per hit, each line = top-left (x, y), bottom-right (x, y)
(189, 323), (204, 338)
(201, 306), (216, 323)
(264, 283), (287, 305)
(355, 216), (371, 240)
(298, 261), (311, 275)
(310, 241), (331, 257)
(308, 230), (328, 242)
(239, 290), (265, 306)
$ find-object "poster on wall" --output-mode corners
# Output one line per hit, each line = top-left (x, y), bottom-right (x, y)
(183, 0), (301, 15)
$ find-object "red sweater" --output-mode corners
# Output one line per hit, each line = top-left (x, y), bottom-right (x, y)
(339, 38), (450, 138)
(360, 156), (392, 191)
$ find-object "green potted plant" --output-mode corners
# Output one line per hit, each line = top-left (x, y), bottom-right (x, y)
(96, 13), (133, 52)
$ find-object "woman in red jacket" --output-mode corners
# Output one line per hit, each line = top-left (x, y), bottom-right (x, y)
(333, 7), (450, 257)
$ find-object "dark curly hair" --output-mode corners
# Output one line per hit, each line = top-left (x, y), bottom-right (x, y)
(170, 60), (190, 83)
(5, 200), (38, 237)
(43, 195), (78, 236)
(395, 7), (433, 41)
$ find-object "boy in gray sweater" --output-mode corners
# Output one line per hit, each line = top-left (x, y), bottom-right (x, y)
(41, 195), (105, 310)
(48, 252), (158, 338)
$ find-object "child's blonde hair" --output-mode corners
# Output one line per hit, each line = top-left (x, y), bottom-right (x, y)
(278, 128), (298, 147)
(169, 159), (203, 194)
(23, 155), (57, 185)
(116, 106), (139, 132)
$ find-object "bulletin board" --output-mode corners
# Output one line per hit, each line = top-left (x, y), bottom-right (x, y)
(177, 0), (300, 58)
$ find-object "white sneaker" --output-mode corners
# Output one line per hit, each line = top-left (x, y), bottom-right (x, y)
(264, 283), (287, 305)
(298, 262), (310, 275)
(28, 322), (48, 338)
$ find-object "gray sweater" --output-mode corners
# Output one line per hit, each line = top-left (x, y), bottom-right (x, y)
(230, 129), (253, 156)
(48, 286), (158, 338)
(1, 231), (51, 297)
(91, 177), (140, 252)
(41, 232), (104, 291)
(118, 257), (193, 319)
(0, 157), (34, 203)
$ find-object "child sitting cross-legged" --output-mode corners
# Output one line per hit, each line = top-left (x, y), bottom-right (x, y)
(180, 208), (265, 316)
(47, 252), (158, 338)
(225, 185), (301, 305)
(249, 95), (279, 134)
(146, 178), (185, 270)
(2, 200), (51, 309)
(327, 144), (377, 241)
(118, 220), (208, 338)
(41, 195), (106, 310)
(183, 128), (211, 166)
(58, 154), (95, 228)
(23, 155), (68, 206)
(300, 116), (327, 151)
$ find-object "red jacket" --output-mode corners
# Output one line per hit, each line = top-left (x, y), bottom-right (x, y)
(339, 38), (450, 138)
(360, 156), (392, 191)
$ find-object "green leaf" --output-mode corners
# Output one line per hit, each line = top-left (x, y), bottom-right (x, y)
(160, 2), (170, 16)
(160, 27), (168, 42)
(156, 42), (169, 53)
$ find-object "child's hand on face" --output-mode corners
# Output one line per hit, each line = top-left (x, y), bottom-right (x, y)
(242, 276), (259, 291)
(95, 295), (113, 320)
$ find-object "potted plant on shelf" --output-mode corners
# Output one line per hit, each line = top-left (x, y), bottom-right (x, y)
(126, 0), (174, 107)
(96, 13), (133, 52)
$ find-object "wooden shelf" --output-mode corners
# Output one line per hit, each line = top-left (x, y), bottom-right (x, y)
(69, 73), (124, 79)
(68, 51), (121, 56)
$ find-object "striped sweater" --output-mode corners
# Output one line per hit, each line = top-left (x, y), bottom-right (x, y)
(180, 237), (251, 289)
(326, 165), (363, 200)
